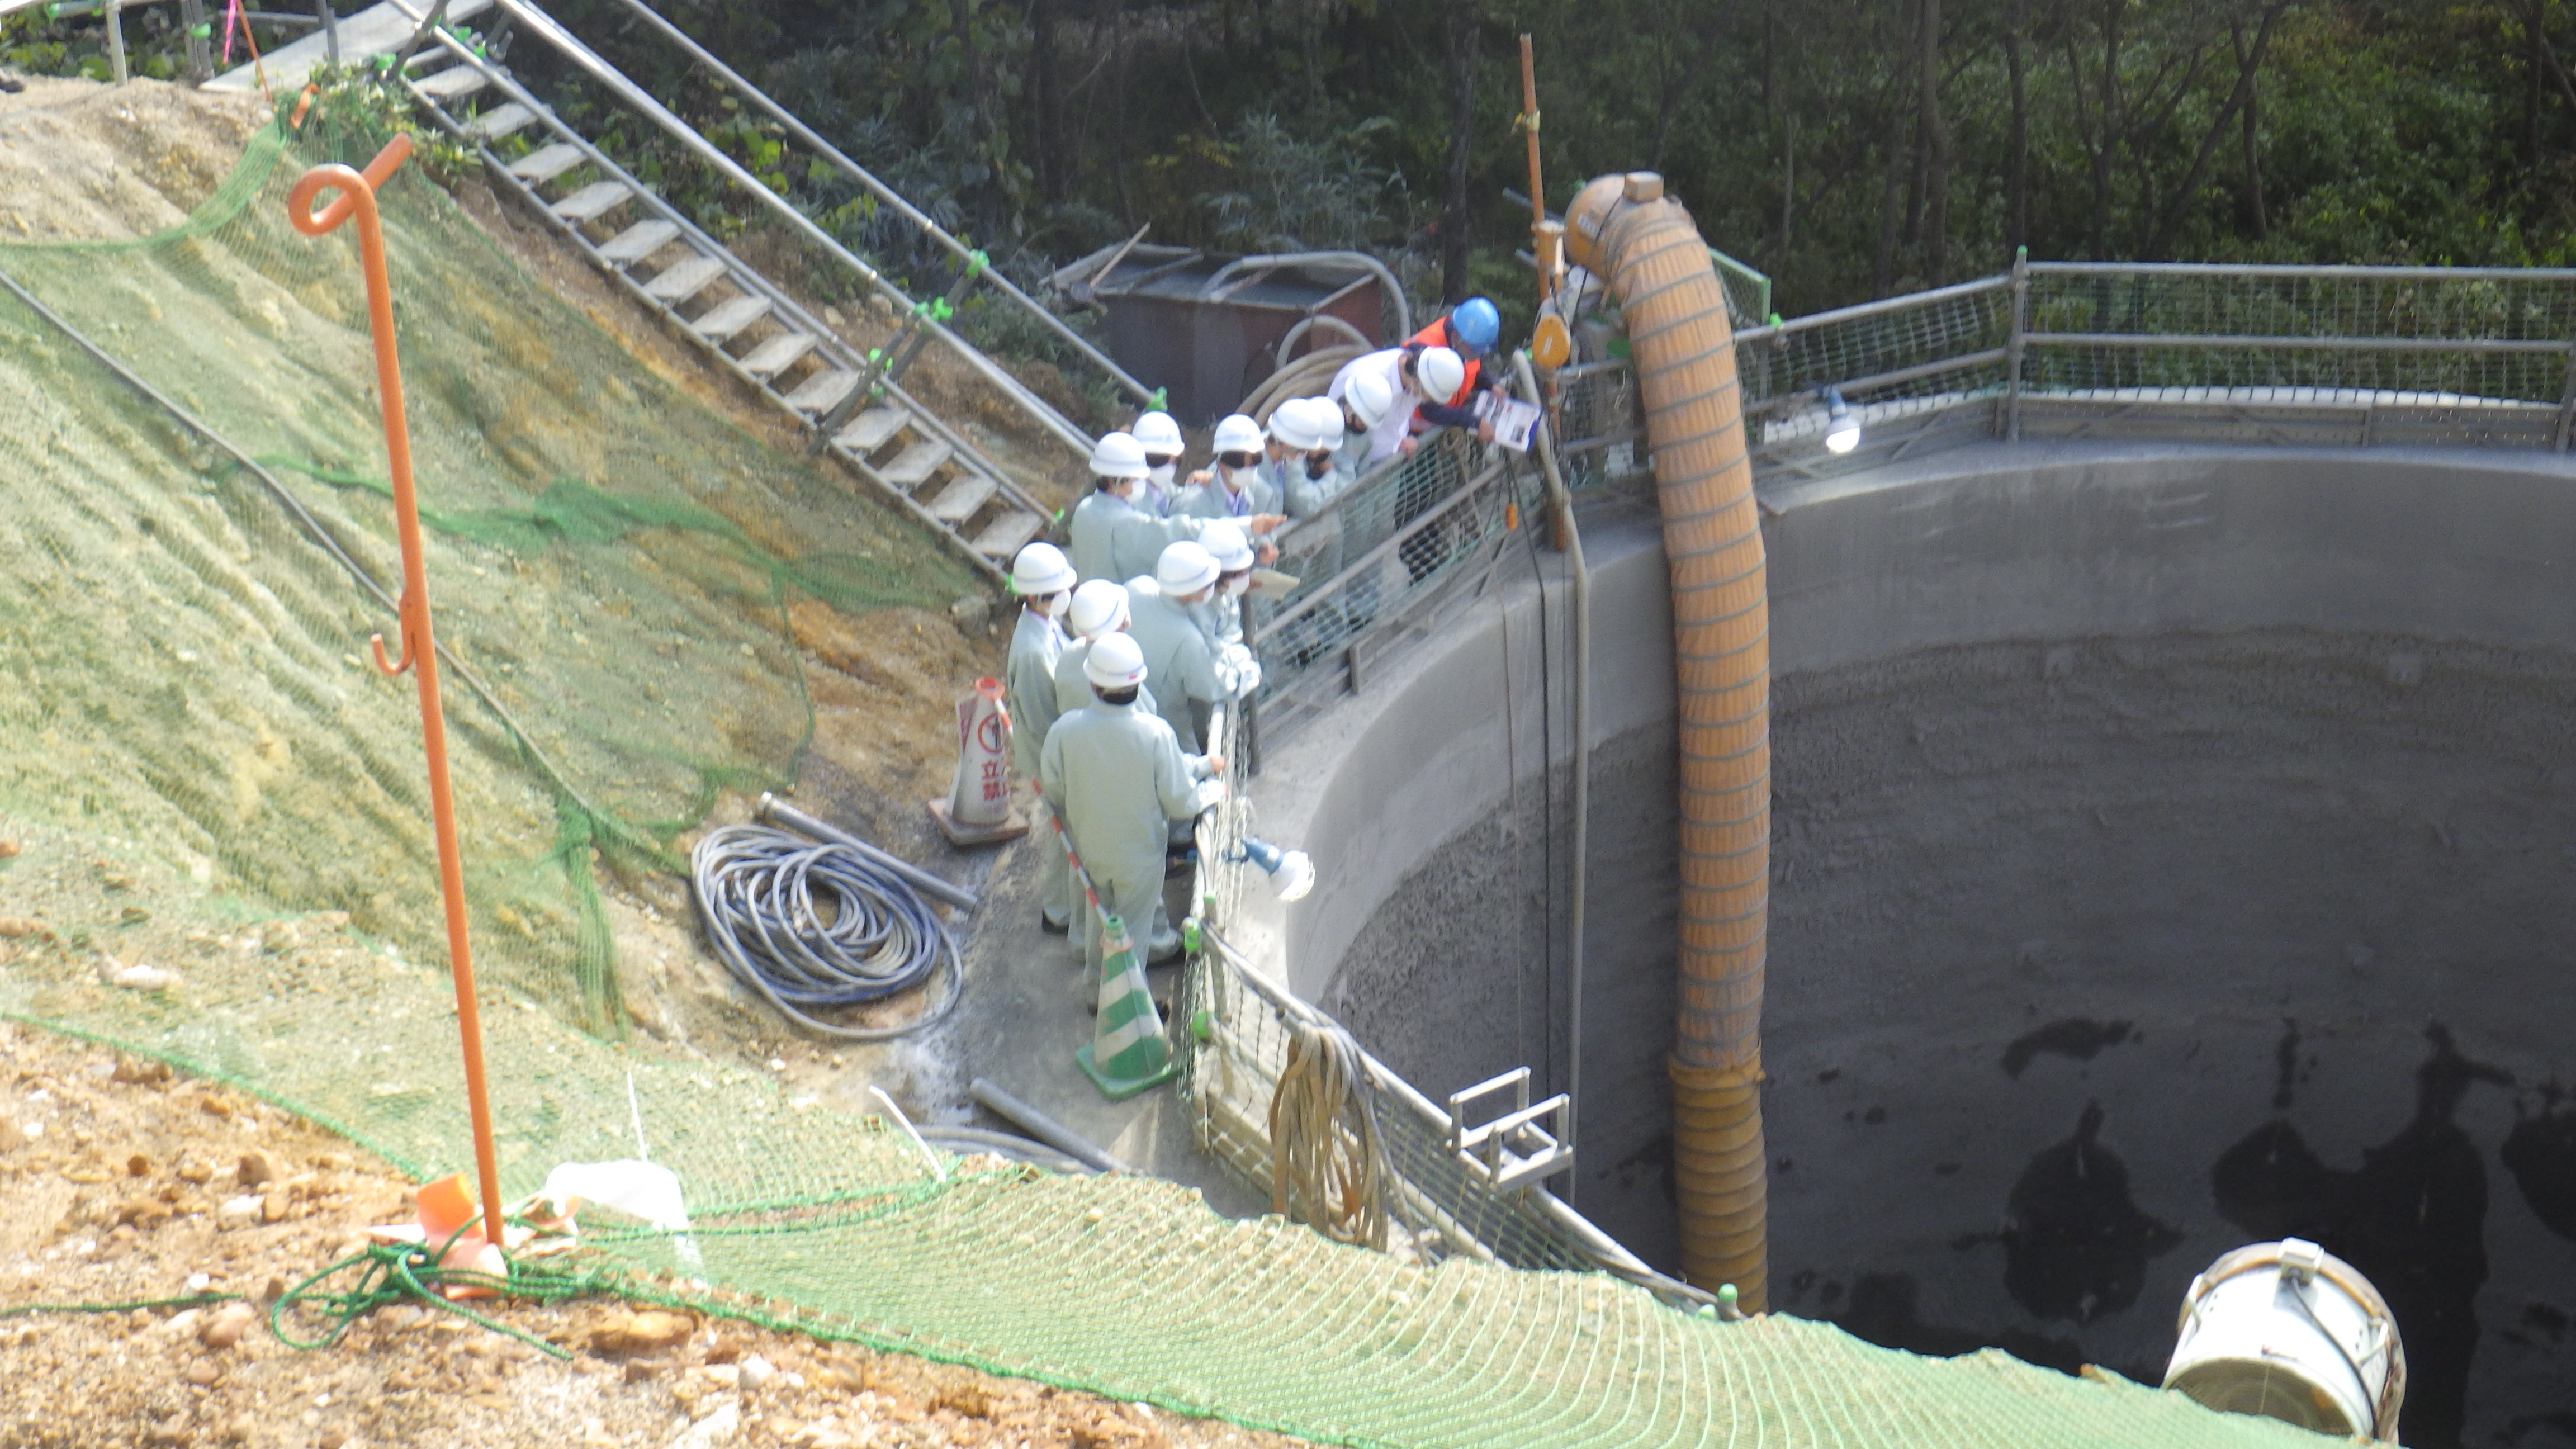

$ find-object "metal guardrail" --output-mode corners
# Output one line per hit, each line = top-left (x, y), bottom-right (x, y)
(587, 0), (1156, 415)
(482, 0), (1101, 457)
(1175, 702), (1704, 1305)
(1172, 254), (2576, 1318)
(1549, 258), (2576, 485)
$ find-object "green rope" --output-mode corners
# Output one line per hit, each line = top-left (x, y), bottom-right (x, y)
(269, 1225), (581, 1360)
(964, 250), (989, 280)
(0, 1291), (238, 1319)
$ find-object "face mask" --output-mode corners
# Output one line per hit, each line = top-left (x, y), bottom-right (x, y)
(1223, 573), (1252, 599)
(1045, 591), (1072, 619)
(1149, 461), (1176, 486)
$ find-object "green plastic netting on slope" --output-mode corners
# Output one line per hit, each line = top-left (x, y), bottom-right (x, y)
(0, 94), (978, 1036)
(0, 94), (2342, 1449)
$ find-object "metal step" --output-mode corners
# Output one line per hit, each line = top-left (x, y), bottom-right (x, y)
(551, 180), (632, 224)
(882, 438), (954, 489)
(835, 407), (907, 453)
(784, 369), (861, 414)
(416, 29), (1045, 584)
(466, 103), (538, 142)
(414, 65), (489, 101)
(969, 510), (1047, 559)
(643, 255), (728, 305)
(598, 219), (679, 267)
(691, 295), (773, 345)
(508, 143), (586, 186)
(924, 472), (995, 521)
(738, 331), (818, 380)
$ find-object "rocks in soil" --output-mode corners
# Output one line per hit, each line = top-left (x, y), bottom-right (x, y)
(591, 1310), (693, 1353)
(200, 1303), (257, 1350)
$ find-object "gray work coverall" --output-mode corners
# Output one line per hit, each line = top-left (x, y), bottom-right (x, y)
(1040, 698), (1220, 976)
(1005, 606), (1070, 929)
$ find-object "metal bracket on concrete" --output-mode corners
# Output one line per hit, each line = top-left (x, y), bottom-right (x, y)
(1446, 1067), (1574, 1192)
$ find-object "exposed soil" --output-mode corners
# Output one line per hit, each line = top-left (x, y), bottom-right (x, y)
(0, 1020), (1308, 1449)
(0, 77), (272, 240)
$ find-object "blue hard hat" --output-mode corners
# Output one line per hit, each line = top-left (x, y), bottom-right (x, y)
(1450, 297), (1501, 356)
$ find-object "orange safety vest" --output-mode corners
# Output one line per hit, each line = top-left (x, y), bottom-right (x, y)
(1407, 317), (1480, 405)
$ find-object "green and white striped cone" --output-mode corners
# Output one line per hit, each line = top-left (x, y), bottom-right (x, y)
(1074, 910), (1180, 1100)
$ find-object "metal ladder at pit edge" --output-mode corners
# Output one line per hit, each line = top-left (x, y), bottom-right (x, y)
(395, 29), (1052, 581)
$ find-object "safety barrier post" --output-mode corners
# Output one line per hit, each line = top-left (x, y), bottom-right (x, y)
(2005, 245), (2030, 442)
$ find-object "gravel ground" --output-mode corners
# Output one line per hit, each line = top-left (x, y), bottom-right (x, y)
(0, 1016), (1310, 1449)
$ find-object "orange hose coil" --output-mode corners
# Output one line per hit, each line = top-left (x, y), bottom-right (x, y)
(1564, 173), (1769, 1310)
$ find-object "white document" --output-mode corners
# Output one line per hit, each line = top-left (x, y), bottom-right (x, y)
(1476, 391), (1545, 453)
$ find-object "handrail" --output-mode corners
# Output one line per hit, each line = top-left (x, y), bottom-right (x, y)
(1732, 273), (2012, 347)
(2030, 259), (2576, 281)
(1197, 926), (1704, 1304)
(409, 28), (1052, 547)
(588, 0), (1156, 409)
(483, 0), (1098, 458)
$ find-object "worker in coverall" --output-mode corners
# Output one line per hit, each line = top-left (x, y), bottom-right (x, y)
(1132, 410), (1187, 517)
(1406, 296), (1503, 445)
(1328, 345), (1470, 464)
(1175, 414), (1280, 520)
(1073, 433), (1287, 584)
(1006, 542), (1078, 934)
(1195, 520), (1258, 653)
(1128, 541), (1255, 757)
(1055, 579), (1158, 721)
(1041, 630), (1226, 971)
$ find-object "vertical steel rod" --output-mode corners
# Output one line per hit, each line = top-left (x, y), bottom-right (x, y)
(287, 135), (506, 1251)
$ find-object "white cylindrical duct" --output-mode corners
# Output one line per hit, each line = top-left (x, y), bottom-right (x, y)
(2163, 1238), (2407, 1442)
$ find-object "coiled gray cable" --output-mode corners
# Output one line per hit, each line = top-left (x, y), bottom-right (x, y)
(688, 823), (963, 1039)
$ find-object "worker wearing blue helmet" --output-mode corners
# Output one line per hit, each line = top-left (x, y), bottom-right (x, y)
(1405, 296), (1502, 443)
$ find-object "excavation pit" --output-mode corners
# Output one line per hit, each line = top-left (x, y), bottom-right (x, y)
(1244, 439), (2576, 1448)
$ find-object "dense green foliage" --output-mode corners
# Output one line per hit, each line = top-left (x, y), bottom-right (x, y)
(12, 0), (2576, 316)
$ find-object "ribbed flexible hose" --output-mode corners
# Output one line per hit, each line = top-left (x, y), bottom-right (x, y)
(1564, 173), (1769, 1310)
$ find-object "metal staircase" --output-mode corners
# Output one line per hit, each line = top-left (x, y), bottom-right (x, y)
(396, 32), (1052, 579)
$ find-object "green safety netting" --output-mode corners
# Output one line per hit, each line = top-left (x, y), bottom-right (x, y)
(0, 91), (2336, 1448)
(0, 94), (976, 1035)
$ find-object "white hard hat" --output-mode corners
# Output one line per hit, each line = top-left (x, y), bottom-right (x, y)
(1342, 368), (1396, 429)
(1085, 630), (1148, 690)
(1201, 520), (1255, 572)
(1212, 413), (1265, 455)
(1156, 539), (1221, 596)
(1066, 579), (1129, 638)
(1268, 398), (1325, 452)
(1414, 347), (1465, 402)
(1133, 410), (1185, 455)
(1088, 430), (1149, 479)
(1010, 541), (1077, 597)
(1308, 395), (1347, 451)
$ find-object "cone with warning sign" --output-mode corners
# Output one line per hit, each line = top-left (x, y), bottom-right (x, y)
(928, 676), (1029, 846)
(1076, 907), (1182, 1100)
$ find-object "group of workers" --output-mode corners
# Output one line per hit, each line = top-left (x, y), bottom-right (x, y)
(996, 297), (1508, 976)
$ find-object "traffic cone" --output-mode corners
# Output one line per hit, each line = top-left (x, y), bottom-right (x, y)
(1074, 908), (1182, 1100)
(928, 676), (1029, 846)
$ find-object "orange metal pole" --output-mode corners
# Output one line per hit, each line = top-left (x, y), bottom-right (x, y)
(288, 134), (508, 1252)
(1519, 35), (1547, 301)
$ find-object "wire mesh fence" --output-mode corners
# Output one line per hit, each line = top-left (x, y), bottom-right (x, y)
(1173, 704), (1687, 1299)
(1245, 434), (1531, 737)
(1549, 260), (2576, 483)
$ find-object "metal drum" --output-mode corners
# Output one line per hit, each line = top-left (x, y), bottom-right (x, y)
(2162, 1238), (2406, 1441)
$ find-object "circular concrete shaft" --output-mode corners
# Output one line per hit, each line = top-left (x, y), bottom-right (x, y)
(1259, 441), (2576, 1449)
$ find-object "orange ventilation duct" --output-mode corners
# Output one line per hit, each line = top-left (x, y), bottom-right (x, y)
(1562, 172), (1770, 1310)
